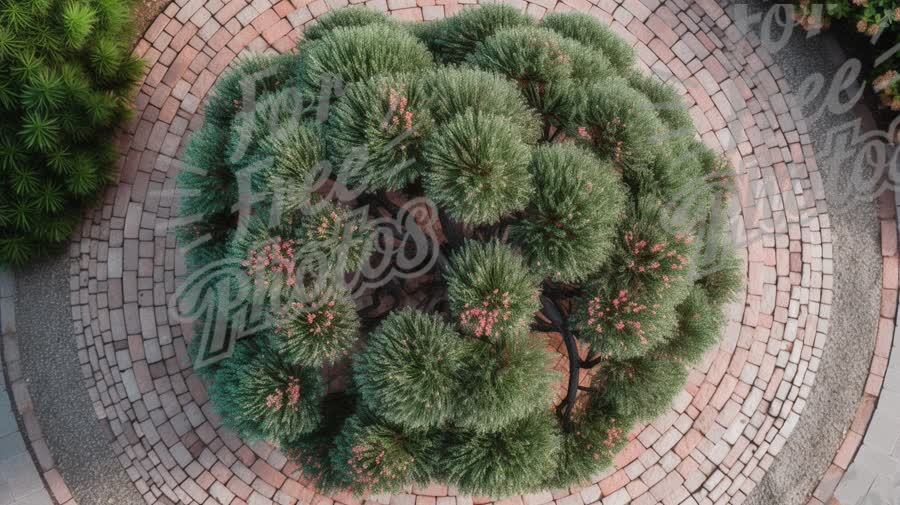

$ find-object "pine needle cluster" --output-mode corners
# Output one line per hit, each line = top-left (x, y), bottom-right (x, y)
(0, 0), (140, 266)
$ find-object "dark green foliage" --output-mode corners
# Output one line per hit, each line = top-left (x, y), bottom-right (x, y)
(698, 242), (743, 305)
(424, 110), (534, 224)
(209, 339), (324, 443)
(429, 4), (533, 63)
(445, 412), (560, 496)
(444, 240), (540, 339)
(594, 356), (687, 421)
(540, 11), (635, 72)
(453, 333), (558, 433)
(422, 66), (540, 139)
(331, 413), (439, 493)
(295, 24), (433, 96)
(0, 0), (140, 267)
(655, 286), (725, 364)
(271, 285), (360, 367)
(328, 73), (434, 191)
(510, 143), (627, 283)
(297, 201), (375, 273)
(267, 121), (328, 216)
(467, 27), (576, 87)
(628, 72), (693, 132)
(546, 404), (628, 487)
(302, 6), (396, 41)
(354, 309), (466, 430)
(567, 78), (664, 171)
(186, 6), (736, 496)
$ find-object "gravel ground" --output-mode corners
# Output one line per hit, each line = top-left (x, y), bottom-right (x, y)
(15, 258), (145, 505)
(733, 2), (883, 505)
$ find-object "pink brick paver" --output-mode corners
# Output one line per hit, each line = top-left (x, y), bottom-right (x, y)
(25, 0), (890, 504)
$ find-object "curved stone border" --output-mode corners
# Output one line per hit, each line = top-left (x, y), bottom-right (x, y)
(0, 2), (890, 505)
(0, 271), (76, 505)
(805, 189), (900, 505)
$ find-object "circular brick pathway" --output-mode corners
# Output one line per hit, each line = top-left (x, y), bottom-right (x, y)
(57, 0), (860, 504)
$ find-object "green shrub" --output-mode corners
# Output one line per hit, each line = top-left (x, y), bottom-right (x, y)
(295, 24), (433, 96)
(354, 309), (466, 430)
(424, 110), (534, 225)
(429, 4), (533, 63)
(594, 355), (687, 421)
(540, 11), (635, 72)
(271, 285), (360, 367)
(209, 338), (324, 443)
(302, 6), (397, 41)
(655, 286), (724, 364)
(546, 403), (628, 487)
(568, 78), (664, 171)
(445, 412), (561, 497)
(0, 0), (140, 267)
(328, 73), (434, 191)
(444, 240), (540, 339)
(453, 333), (558, 433)
(422, 66), (540, 139)
(184, 6), (735, 496)
(509, 143), (627, 282)
(331, 413), (439, 493)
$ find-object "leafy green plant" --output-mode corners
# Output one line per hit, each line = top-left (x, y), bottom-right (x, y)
(182, 6), (741, 498)
(0, 0), (140, 267)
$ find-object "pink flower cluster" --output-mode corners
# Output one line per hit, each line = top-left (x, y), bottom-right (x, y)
(307, 208), (359, 242)
(288, 300), (337, 336)
(242, 237), (299, 288)
(459, 289), (513, 338)
(346, 442), (411, 489)
(623, 230), (692, 289)
(380, 87), (421, 147)
(265, 376), (302, 412)
(584, 289), (657, 347)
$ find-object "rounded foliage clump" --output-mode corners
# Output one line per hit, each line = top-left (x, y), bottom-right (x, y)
(0, 0), (140, 267)
(328, 73), (434, 191)
(453, 333), (558, 433)
(594, 356), (688, 421)
(424, 110), (534, 225)
(568, 78), (664, 171)
(183, 6), (737, 498)
(209, 339), (324, 443)
(510, 143), (627, 282)
(271, 286), (360, 367)
(429, 4), (534, 63)
(540, 11), (635, 72)
(354, 309), (466, 430)
(445, 413), (561, 497)
(655, 286), (725, 364)
(302, 6), (397, 41)
(331, 413), (438, 494)
(423, 66), (540, 138)
(295, 24), (433, 95)
(444, 240), (540, 339)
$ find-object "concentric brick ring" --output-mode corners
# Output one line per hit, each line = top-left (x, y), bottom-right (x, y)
(68, 1), (837, 504)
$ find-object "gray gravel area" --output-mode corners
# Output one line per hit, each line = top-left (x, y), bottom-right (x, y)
(15, 258), (144, 505)
(734, 1), (883, 505)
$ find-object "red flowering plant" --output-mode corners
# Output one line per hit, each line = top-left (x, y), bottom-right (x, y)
(178, 4), (741, 498)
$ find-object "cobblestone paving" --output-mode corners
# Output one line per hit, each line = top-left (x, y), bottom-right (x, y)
(23, 1), (890, 505)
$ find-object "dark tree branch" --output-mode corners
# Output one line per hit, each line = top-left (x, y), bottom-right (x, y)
(581, 354), (606, 369)
(540, 295), (579, 429)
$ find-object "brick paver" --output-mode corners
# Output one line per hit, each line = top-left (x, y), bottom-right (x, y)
(1, 0), (898, 504)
